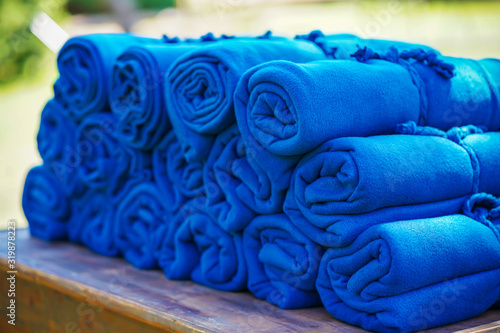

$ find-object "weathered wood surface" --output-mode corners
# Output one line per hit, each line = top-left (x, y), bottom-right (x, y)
(0, 229), (499, 333)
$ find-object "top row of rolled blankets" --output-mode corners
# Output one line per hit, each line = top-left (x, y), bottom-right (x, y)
(23, 31), (500, 333)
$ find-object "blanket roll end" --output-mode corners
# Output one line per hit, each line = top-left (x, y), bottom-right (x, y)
(244, 214), (324, 309)
(22, 165), (70, 241)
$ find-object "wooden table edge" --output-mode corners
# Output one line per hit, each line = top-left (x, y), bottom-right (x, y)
(0, 255), (217, 333)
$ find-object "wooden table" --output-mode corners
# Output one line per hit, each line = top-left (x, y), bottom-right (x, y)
(1, 229), (499, 333)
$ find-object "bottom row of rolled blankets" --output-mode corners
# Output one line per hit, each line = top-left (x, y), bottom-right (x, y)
(23, 119), (500, 333)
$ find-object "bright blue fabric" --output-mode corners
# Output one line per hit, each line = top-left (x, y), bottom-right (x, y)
(295, 31), (439, 60)
(109, 42), (208, 150)
(80, 194), (119, 256)
(37, 100), (86, 197)
(235, 54), (500, 157)
(37, 100), (75, 164)
(284, 130), (500, 247)
(353, 49), (500, 131)
(22, 165), (70, 241)
(153, 131), (204, 211)
(234, 59), (418, 158)
(316, 214), (500, 333)
(243, 214), (324, 309)
(68, 189), (120, 256)
(234, 59), (421, 214)
(151, 134), (206, 277)
(68, 172), (151, 257)
(54, 34), (161, 121)
(409, 57), (500, 129)
(163, 210), (247, 291)
(75, 113), (151, 196)
(23, 31), (500, 331)
(234, 55), (500, 214)
(114, 179), (170, 269)
(203, 124), (256, 232)
(165, 35), (327, 162)
(67, 188), (95, 244)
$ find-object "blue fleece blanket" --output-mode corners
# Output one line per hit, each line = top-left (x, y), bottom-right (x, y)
(234, 54), (500, 214)
(243, 214), (324, 309)
(161, 209), (247, 291)
(154, 197), (206, 278)
(284, 127), (500, 247)
(235, 53), (500, 158)
(75, 192), (118, 256)
(67, 188), (97, 244)
(295, 31), (439, 60)
(316, 210), (500, 333)
(22, 165), (70, 241)
(68, 170), (150, 256)
(232, 58), (420, 214)
(203, 124), (256, 232)
(75, 113), (151, 196)
(68, 189), (120, 256)
(54, 34), (161, 121)
(153, 131), (204, 210)
(110, 41), (211, 150)
(37, 100), (85, 196)
(37, 100), (76, 164)
(165, 33), (327, 162)
(114, 177), (171, 269)
(24, 31), (500, 332)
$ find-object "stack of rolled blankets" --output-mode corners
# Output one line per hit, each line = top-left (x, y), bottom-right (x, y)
(23, 30), (500, 332)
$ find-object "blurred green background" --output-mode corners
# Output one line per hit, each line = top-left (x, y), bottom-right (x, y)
(1, 0), (500, 230)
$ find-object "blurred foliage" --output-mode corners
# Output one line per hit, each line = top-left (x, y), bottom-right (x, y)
(138, 0), (174, 10)
(67, 0), (174, 13)
(0, 0), (68, 85)
(67, 0), (110, 14)
(0, 0), (175, 84)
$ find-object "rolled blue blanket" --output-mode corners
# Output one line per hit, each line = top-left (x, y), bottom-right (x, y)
(68, 189), (120, 256)
(114, 178), (170, 269)
(284, 128), (500, 247)
(234, 52), (500, 163)
(235, 138), (289, 216)
(75, 113), (151, 196)
(165, 33), (327, 162)
(54, 34), (161, 121)
(316, 213), (500, 333)
(110, 41), (208, 150)
(22, 165), (70, 241)
(37, 100), (76, 163)
(234, 57), (421, 213)
(155, 196), (206, 278)
(153, 131), (204, 211)
(163, 210), (247, 291)
(78, 193), (119, 256)
(67, 188), (94, 243)
(204, 124), (256, 231)
(295, 31), (439, 60)
(37, 100), (85, 196)
(76, 171), (150, 256)
(243, 214), (324, 309)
